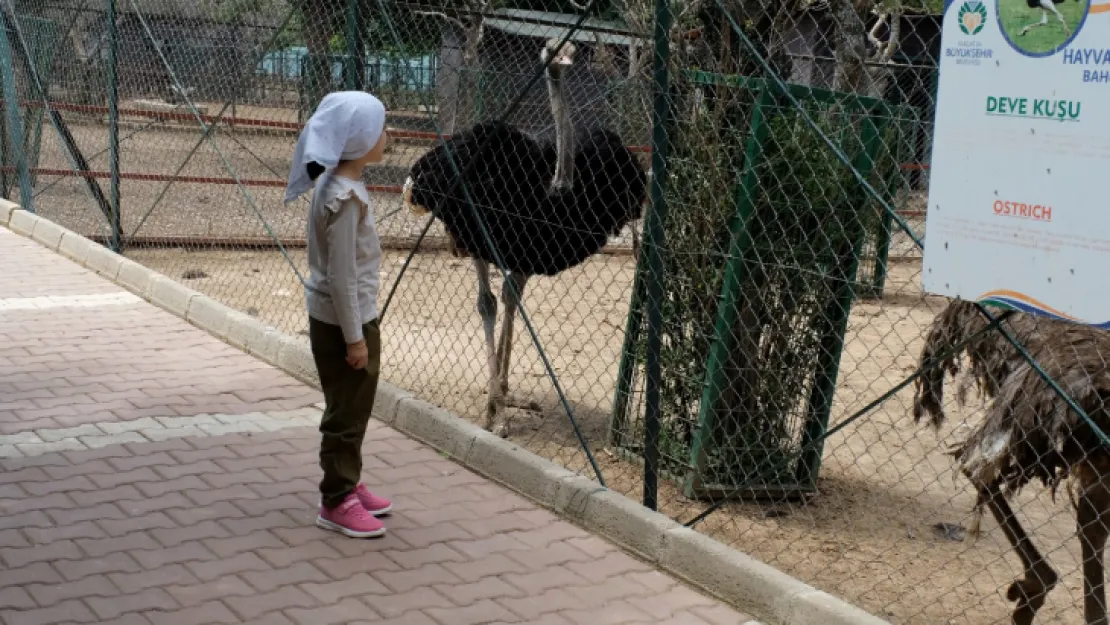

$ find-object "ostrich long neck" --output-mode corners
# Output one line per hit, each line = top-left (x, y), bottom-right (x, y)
(547, 68), (574, 189)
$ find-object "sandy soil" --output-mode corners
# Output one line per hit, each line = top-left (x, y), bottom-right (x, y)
(20, 117), (1090, 624)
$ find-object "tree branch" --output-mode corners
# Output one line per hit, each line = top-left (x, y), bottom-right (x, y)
(413, 9), (467, 31)
(867, 12), (886, 52)
(831, 0), (868, 92)
(882, 8), (901, 62)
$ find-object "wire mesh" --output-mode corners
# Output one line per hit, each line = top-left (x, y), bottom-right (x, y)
(6, 0), (1110, 624)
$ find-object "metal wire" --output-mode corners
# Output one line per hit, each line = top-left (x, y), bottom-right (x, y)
(11, 1), (1110, 623)
(124, 6), (300, 246)
(126, 0), (306, 285)
(682, 309), (1017, 529)
(714, 0), (1109, 457)
(372, 0), (611, 487)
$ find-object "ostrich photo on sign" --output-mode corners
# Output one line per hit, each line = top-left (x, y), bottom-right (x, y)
(998, 0), (1090, 54)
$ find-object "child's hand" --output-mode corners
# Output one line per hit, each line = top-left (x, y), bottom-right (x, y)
(346, 340), (369, 370)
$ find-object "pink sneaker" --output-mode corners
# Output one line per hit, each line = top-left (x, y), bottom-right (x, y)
(355, 483), (393, 517)
(316, 493), (385, 538)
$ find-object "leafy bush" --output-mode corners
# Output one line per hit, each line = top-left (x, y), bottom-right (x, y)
(613, 75), (897, 498)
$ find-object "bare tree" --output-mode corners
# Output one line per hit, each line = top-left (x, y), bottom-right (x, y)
(862, 2), (902, 97)
(413, 0), (503, 132)
(867, 5), (901, 62)
(299, 0), (344, 116)
(613, 0), (704, 74)
(832, 0), (913, 96)
(830, 0), (870, 92)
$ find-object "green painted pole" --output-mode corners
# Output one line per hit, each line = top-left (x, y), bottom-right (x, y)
(0, 103), (8, 197)
(642, 0), (673, 512)
(683, 85), (773, 499)
(869, 108), (907, 297)
(607, 243), (645, 449)
(0, 16), (33, 212)
(107, 0), (121, 253)
(345, 0), (362, 91)
(795, 112), (882, 487)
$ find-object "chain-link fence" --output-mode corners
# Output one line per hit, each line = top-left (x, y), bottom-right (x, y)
(6, 0), (1110, 624)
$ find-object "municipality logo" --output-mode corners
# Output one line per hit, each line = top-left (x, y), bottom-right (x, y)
(958, 0), (987, 35)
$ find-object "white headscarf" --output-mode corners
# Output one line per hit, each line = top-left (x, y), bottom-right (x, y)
(284, 90), (387, 205)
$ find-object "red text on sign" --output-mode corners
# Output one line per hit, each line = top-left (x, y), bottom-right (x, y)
(993, 200), (1053, 222)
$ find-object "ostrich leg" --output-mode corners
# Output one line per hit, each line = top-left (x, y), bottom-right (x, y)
(1052, 2), (1070, 35)
(491, 272), (529, 437)
(980, 482), (1058, 624)
(1077, 473), (1110, 625)
(1020, 11), (1049, 35)
(497, 273), (529, 393)
(474, 259), (501, 430)
(1047, 3), (1065, 34)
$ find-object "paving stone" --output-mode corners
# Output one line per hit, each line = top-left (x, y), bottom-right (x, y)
(145, 601), (239, 625)
(163, 576), (256, 608)
(0, 226), (759, 625)
(0, 599), (97, 625)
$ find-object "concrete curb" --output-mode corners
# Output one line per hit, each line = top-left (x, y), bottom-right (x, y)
(2, 207), (890, 625)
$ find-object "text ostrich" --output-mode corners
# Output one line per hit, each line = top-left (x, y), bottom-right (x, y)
(402, 38), (647, 436)
(914, 299), (1110, 624)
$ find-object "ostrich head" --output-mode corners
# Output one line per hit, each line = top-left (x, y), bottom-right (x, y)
(402, 175), (427, 215)
(541, 38), (577, 193)
(540, 37), (577, 74)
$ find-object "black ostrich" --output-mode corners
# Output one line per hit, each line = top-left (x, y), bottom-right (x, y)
(402, 38), (648, 436)
(1020, 0), (1077, 36)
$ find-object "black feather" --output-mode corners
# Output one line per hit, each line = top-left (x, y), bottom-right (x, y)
(406, 121), (647, 276)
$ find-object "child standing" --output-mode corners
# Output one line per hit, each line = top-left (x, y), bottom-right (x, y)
(284, 91), (392, 538)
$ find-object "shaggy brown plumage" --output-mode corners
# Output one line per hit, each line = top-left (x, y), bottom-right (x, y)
(913, 298), (1110, 625)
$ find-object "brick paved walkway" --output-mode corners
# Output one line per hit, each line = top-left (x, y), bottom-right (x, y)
(0, 226), (757, 625)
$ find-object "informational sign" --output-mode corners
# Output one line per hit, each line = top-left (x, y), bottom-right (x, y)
(922, 0), (1110, 327)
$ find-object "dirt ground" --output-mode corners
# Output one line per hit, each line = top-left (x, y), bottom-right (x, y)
(123, 251), (1089, 625)
(22, 116), (1091, 624)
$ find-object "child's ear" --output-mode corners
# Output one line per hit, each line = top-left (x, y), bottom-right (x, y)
(306, 161), (326, 181)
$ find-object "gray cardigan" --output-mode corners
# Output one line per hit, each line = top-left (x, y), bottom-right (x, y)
(304, 173), (382, 344)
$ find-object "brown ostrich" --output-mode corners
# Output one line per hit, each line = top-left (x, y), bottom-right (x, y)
(913, 298), (1110, 625)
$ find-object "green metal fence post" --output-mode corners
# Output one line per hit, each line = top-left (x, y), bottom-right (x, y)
(21, 17), (59, 192)
(107, 0), (121, 253)
(1, 7), (111, 223)
(0, 102), (8, 197)
(794, 110), (884, 488)
(607, 254), (644, 449)
(345, 0), (363, 91)
(683, 85), (774, 499)
(641, 0), (673, 512)
(0, 16), (33, 212)
(868, 105), (907, 297)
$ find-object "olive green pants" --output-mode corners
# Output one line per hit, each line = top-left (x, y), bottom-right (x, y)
(308, 316), (380, 509)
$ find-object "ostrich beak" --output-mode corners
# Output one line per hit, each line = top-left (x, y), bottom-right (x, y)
(553, 50), (574, 66)
(402, 176), (428, 215)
